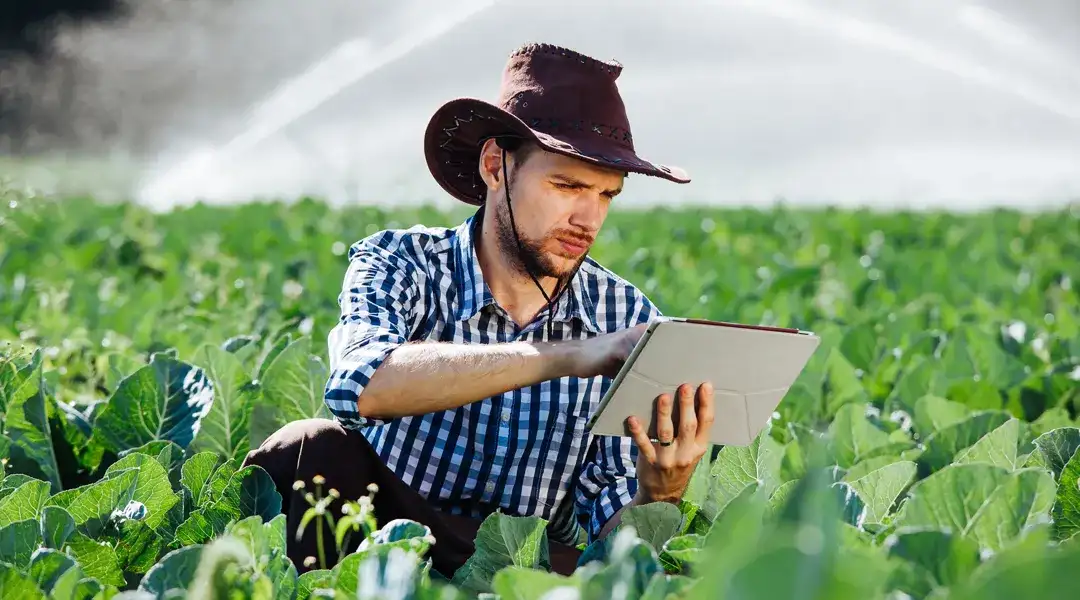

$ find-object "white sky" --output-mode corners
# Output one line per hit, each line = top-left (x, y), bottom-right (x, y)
(114, 0), (1080, 210)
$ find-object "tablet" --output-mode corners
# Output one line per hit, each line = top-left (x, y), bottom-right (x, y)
(585, 317), (821, 446)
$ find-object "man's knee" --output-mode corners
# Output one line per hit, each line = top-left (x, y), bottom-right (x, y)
(255, 418), (346, 451)
(242, 418), (349, 480)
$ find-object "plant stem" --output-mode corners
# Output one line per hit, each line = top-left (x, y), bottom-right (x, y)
(316, 514), (326, 570)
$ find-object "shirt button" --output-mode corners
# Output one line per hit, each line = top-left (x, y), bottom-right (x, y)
(501, 410), (511, 423)
(485, 482), (495, 493)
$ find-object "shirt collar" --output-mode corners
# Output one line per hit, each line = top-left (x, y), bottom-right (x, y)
(451, 209), (601, 334)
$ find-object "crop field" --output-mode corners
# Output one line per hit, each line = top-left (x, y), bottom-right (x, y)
(0, 187), (1079, 599)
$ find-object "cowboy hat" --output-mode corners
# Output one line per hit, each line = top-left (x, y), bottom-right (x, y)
(424, 42), (691, 205)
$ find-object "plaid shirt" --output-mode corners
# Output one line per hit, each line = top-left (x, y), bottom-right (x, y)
(323, 209), (660, 545)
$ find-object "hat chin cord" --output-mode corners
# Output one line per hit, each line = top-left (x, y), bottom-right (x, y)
(500, 147), (563, 339)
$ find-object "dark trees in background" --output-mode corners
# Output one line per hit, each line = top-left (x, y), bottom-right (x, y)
(1, 0), (127, 56)
(0, 0), (129, 154)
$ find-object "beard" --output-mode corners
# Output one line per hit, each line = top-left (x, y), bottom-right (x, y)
(492, 194), (588, 283)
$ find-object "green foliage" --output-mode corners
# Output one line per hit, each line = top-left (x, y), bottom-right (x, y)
(1, 190), (1079, 597)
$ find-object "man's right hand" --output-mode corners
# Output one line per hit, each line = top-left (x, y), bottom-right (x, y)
(572, 323), (649, 379)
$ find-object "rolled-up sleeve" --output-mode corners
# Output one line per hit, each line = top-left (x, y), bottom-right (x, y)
(575, 291), (662, 542)
(324, 234), (423, 429)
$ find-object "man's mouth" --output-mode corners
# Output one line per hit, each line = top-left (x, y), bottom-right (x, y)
(556, 236), (591, 256)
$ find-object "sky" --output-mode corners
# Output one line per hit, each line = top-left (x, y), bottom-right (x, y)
(10, 0), (1080, 210)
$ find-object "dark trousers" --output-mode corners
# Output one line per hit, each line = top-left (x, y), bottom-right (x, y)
(241, 418), (583, 578)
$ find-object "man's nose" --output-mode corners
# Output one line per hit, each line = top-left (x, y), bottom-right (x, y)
(569, 195), (605, 231)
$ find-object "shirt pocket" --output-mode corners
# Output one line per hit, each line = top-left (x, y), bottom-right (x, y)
(549, 394), (593, 460)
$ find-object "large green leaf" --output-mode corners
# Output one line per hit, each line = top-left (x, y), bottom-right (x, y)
(947, 528), (1080, 600)
(581, 527), (662, 599)
(296, 569), (332, 599)
(913, 395), (972, 440)
(0, 352), (62, 493)
(886, 529), (981, 598)
(896, 464), (1056, 551)
(1051, 443), (1080, 541)
(358, 518), (435, 557)
(916, 411), (1013, 476)
(0, 561), (46, 599)
(180, 451), (223, 508)
(102, 453), (180, 529)
(781, 423), (833, 483)
(451, 513), (550, 594)
(201, 458), (238, 506)
(845, 460), (916, 524)
(713, 468), (887, 600)
(189, 344), (255, 462)
(114, 519), (167, 574)
(889, 357), (949, 414)
(253, 336), (330, 448)
(1031, 427), (1080, 480)
(139, 545), (204, 599)
(641, 574), (694, 600)
(172, 505), (235, 548)
(687, 484), (771, 596)
(215, 465), (281, 522)
(39, 505), (75, 549)
(954, 418), (1021, 471)
(0, 478), (50, 527)
(828, 403), (897, 468)
(119, 440), (186, 492)
(939, 327), (1028, 391)
(823, 348), (869, 414)
(842, 455), (905, 482)
(703, 433), (783, 521)
(219, 515), (296, 597)
(27, 548), (79, 595)
(621, 502), (684, 552)
(839, 322), (882, 373)
(332, 544), (423, 599)
(490, 567), (579, 600)
(0, 518), (43, 567)
(92, 353), (214, 453)
(659, 534), (706, 574)
(172, 465), (280, 547)
(59, 469), (140, 537)
(63, 530), (125, 586)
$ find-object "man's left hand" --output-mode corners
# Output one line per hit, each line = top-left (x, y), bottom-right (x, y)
(626, 382), (715, 504)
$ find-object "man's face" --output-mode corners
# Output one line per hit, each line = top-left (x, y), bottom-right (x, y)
(491, 146), (625, 281)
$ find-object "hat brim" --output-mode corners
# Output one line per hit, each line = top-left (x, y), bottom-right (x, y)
(424, 97), (690, 206)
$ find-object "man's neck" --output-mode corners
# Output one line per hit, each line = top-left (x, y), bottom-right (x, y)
(475, 208), (560, 327)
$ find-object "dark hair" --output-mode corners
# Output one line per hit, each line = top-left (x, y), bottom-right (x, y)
(494, 136), (539, 169)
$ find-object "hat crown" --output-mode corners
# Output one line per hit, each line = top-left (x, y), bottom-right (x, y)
(496, 43), (634, 151)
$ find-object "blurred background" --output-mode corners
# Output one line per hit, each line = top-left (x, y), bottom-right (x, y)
(2, 0), (1078, 211)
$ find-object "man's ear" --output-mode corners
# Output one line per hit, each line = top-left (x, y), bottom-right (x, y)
(478, 138), (503, 191)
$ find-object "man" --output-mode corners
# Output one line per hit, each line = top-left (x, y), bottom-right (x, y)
(243, 42), (715, 578)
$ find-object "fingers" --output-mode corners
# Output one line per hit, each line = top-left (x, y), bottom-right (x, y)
(677, 384), (697, 441)
(655, 393), (675, 445)
(626, 416), (656, 463)
(695, 381), (715, 447)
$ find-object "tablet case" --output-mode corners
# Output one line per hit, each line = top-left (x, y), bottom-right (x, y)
(586, 318), (821, 446)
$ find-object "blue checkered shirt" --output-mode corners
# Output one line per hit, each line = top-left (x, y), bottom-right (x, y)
(323, 209), (660, 545)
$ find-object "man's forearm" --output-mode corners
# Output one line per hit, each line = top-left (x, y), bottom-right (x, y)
(355, 340), (585, 419)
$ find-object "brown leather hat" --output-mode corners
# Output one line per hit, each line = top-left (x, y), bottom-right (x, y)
(424, 42), (691, 206)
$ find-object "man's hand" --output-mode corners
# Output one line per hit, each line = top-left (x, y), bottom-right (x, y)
(626, 382), (715, 504)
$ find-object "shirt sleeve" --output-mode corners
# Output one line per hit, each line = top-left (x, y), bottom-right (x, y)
(323, 233), (424, 430)
(575, 289), (663, 542)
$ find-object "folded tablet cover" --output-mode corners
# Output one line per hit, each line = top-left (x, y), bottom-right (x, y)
(586, 319), (820, 446)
